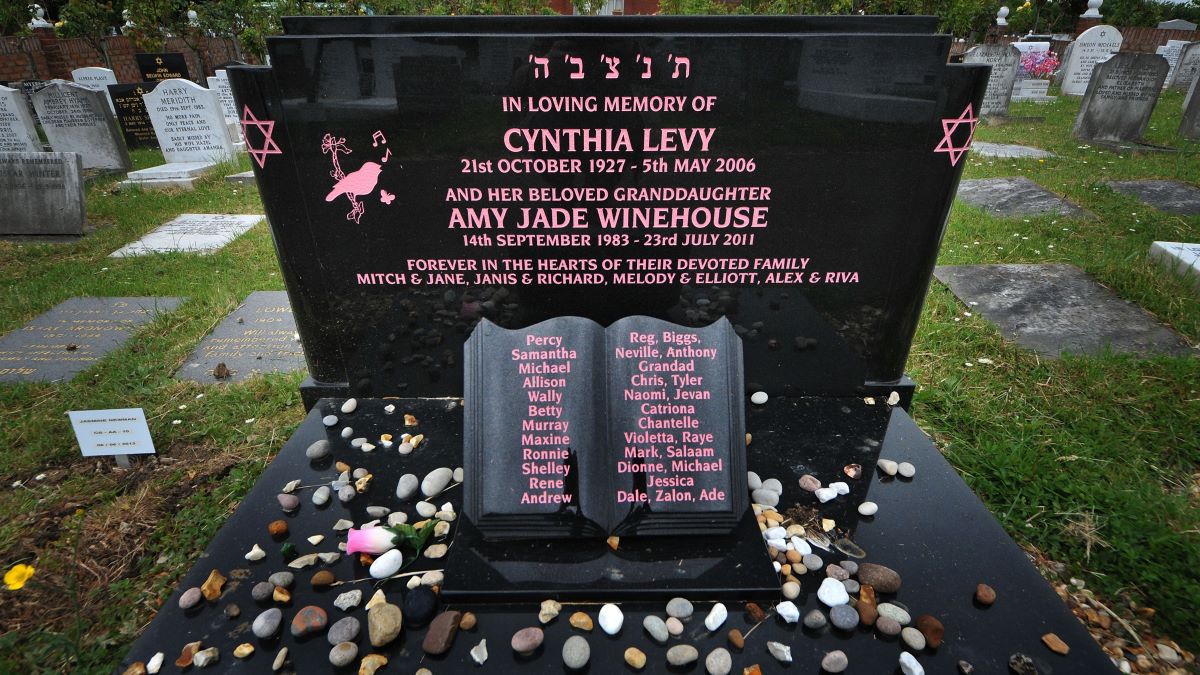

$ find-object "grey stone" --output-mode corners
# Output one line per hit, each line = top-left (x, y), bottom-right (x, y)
(803, 609), (828, 629)
(328, 642), (357, 667)
(0, 151), (85, 235)
(1157, 40), (1191, 87)
(252, 608), (282, 638)
(1171, 43), (1200, 91)
(830, 604), (859, 630)
(1149, 241), (1200, 292)
(250, 581), (273, 601)
(226, 170), (256, 184)
(312, 485), (331, 505)
(1073, 53), (1169, 144)
(1061, 25), (1123, 96)
(1107, 180), (1200, 216)
(327, 616), (360, 644)
(110, 214), (262, 257)
(964, 45), (1021, 116)
(665, 597), (693, 620)
(642, 615), (669, 643)
(969, 142), (1055, 159)
(306, 440), (331, 460)
(396, 473), (419, 500)
(705, 647), (732, 675)
(562, 635), (590, 669)
(934, 264), (1193, 357)
(119, 160), (218, 191)
(0, 296), (182, 383)
(143, 79), (236, 164)
(957, 177), (1087, 218)
(902, 626), (927, 650)
(0, 85), (41, 152)
(31, 80), (130, 171)
(174, 291), (306, 383)
(666, 645), (699, 666)
(268, 571), (294, 588)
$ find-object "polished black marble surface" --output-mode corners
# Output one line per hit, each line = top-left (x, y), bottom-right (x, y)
(119, 398), (1116, 674)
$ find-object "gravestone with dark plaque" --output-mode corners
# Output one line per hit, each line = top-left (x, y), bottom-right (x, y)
(1073, 52), (1170, 144)
(6, 79), (49, 122)
(173, 290), (306, 382)
(227, 16), (988, 409)
(1060, 25), (1123, 96)
(135, 52), (191, 83)
(107, 83), (158, 149)
(0, 84), (41, 152)
(964, 44), (1021, 116)
(0, 152), (85, 235)
(116, 17), (1121, 675)
(31, 80), (131, 171)
(0, 297), (182, 382)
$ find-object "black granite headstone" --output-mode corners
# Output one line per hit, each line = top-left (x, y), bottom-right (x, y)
(464, 316), (745, 540)
(107, 83), (159, 149)
(228, 17), (988, 408)
(0, 297), (183, 382)
(135, 52), (191, 83)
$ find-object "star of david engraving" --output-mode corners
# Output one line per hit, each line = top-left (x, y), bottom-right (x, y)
(933, 103), (978, 167)
(241, 105), (282, 168)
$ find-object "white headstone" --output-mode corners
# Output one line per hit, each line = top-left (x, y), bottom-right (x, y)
(1171, 42), (1200, 91)
(965, 44), (1022, 116)
(1149, 241), (1200, 291)
(0, 152), (85, 235)
(31, 80), (131, 171)
(143, 79), (236, 163)
(71, 66), (118, 113)
(0, 84), (41, 152)
(206, 70), (238, 122)
(1061, 25), (1123, 96)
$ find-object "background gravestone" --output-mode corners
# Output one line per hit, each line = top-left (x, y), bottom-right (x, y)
(957, 177), (1086, 218)
(1182, 77), (1200, 140)
(1155, 40), (1190, 88)
(107, 83), (158, 149)
(0, 84), (41, 152)
(1072, 53), (1169, 144)
(6, 79), (49, 122)
(0, 152), (85, 235)
(31, 80), (131, 171)
(964, 44), (1021, 116)
(70, 66), (117, 113)
(110, 213), (263, 257)
(174, 290), (306, 382)
(0, 297), (183, 382)
(207, 69), (239, 123)
(1106, 180), (1200, 216)
(1170, 42), (1200, 91)
(135, 53), (191, 82)
(143, 79), (236, 164)
(934, 264), (1192, 357)
(1061, 25), (1123, 96)
(1011, 41), (1053, 100)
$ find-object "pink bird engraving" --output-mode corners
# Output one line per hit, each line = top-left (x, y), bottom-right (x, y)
(325, 161), (382, 223)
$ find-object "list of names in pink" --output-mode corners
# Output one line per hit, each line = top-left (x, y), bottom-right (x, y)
(511, 332), (577, 507)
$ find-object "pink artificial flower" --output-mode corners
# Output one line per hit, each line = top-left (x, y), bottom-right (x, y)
(346, 527), (398, 555)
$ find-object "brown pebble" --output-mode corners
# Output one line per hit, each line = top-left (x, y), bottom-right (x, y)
(224, 604), (241, 619)
(625, 647), (647, 669)
(200, 569), (227, 602)
(1042, 632), (1069, 655)
(175, 641), (201, 668)
(785, 549), (802, 564)
(121, 663), (146, 675)
(975, 583), (996, 605)
(459, 612), (477, 630)
(267, 520), (288, 539)
(423, 610), (463, 655)
(858, 602), (878, 626)
(843, 463), (863, 479)
(607, 536), (620, 551)
(743, 665), (762, 675)
(273, 586), (291, 603)
(310, 570), (335, 587)
(745, 602), (766, 623)
(233, 643), (254, 659)
(728, 629), (745, 649)
(916, 615), (945, 648)
(359, 654), (388, 675)
(335, 461), (351, 473)
(568, 611), (592, 631)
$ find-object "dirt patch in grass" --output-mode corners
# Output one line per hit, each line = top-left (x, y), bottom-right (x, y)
(0, 445), (240, 634)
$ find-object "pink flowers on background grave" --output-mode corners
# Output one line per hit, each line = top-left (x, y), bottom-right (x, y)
(1020, 51), (1060, 80)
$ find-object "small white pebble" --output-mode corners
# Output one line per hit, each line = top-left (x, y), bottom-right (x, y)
(829, 481), (849, 496)
(898, 462), (916, 478)
(341, 398), (357, 414)
(814, 487), (838, 503)
(858, 501), (878, 516)
(750, 391), (768, 405)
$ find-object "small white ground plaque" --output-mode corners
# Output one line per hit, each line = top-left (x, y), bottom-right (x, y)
(68, 408), (156, 457)
(110, 213), (263, 257)
(1150, 241), (1200, 291)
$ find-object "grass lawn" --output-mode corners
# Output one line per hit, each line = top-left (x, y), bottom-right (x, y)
(0, 90), (1197, 672)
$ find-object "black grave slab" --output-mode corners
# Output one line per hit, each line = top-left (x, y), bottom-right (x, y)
(0, 297), (183, 383)
(934, 264), (1193, 358)
(174, 291), (307, 384)
(1105, 179), (1200, 216)
(118, 397), (1117, 674)
(136, 53), (192, 83)
(227, 18), (989, 407)
(107, 83), (160, 149)
(956, 177), (1089, 218)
